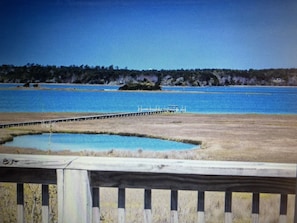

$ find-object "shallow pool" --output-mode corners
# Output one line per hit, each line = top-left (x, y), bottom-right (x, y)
(3, 133), (198, 152)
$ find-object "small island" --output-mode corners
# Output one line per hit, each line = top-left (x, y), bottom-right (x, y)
(119, 82), (161, 91)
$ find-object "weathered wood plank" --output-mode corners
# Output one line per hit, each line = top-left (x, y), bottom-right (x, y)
(144, 189), (152, 209)
(144, 209), (152, 223)
(56, 169), (64, 223)
(69, 157), (296, 178)
(42, 185), (49, 223)
(92, 187), (100, 223)
(1, 154), (295, 179)
(17, 183), (24, 223)
(279, 194), (287, 223)
(90, 172), (296, 194)
(197, 191), (205, 223)
(171, 190), (178, 211)
(171, 190), (178, 223)
(279, 215), (286, 223)
(225, 191), (232, 212)
(225, 192), (232, 223)
(144, 189), (152, 223)
(0, 154), (77, 169)
(118, 188), (126, 223)
(57, 169), (92, 223)
(0, 167), (56, 184)
(252, 193), (260, 223)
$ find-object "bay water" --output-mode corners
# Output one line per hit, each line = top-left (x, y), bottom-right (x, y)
(1, 84), (297, 114)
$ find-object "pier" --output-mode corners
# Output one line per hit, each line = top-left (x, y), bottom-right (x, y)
(0, 110), (165, 129)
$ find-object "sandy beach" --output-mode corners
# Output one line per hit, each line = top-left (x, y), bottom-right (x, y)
(1, 112), (296, 163)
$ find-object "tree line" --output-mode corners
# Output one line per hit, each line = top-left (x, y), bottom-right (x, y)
(0, 64), (297, 86)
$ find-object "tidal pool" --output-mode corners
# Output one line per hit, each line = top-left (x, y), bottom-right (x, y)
(3, 133), (198, 152)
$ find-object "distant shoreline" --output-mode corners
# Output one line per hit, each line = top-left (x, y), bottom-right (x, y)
(2, 82), (297, 88)
(1, 65), (297, 86)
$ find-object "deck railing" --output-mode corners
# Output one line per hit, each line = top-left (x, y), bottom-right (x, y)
(0, 154), (296, 223)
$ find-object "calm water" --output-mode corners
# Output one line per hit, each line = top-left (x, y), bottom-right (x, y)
(0, 83), (297, 114)
(3, 133), (197, 151)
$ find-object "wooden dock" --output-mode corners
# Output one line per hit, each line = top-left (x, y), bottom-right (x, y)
(0, 110), (165, 129)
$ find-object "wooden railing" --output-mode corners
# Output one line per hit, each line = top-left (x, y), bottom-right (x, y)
(0, 154), (296, 223)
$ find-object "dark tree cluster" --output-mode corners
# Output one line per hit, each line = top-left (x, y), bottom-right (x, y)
(0, 64), (297, 86)
(119, 82), (161, 91)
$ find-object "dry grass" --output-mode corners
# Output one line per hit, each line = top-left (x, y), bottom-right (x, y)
(1, 112), (297, 162)
(0, 112), (296, 222)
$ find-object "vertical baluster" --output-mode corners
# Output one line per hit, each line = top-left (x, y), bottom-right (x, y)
(17, 183), (24, 223)
(92, 187), (100, 223)
(279, 194), (287, 223)
(252, 193), (260, 223)
(118, 188), (126, 223)
(42, 184), (49, 223)
(144, 189), (152, 223)
(294, 172), (297, 223)
(170, 190), (178, 223)
(197, 191), (205, 223)
(224, 192), (232, 223)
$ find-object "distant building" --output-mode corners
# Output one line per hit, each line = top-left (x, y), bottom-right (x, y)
(272, 78), (284, 84)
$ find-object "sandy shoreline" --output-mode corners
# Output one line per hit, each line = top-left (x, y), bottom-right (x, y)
(0, 112), (297, 163)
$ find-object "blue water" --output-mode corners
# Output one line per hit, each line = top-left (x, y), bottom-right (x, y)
(3, 133), (197, 151)
(1, 83), (297, 114)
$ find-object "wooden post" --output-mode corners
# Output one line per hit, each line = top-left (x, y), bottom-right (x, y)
(279, 194), (287, 223)
(197, 191), (205, 223)
(171, 190), (178, 223)
(92, 187), (100, 223)
(224, 192), (232, 223)
(57, 169), (92, 223)
(144, 189), (152, 223)
(252, 193), (260, 223)
(118, 188), (126, 223)
(17, 183), (24, 223)
(42, 184), (49, 223)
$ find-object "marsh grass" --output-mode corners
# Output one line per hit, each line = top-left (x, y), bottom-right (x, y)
(1, 113), (297, 222)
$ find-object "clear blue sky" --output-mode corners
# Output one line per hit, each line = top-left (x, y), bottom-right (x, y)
(0, 0), (297, 70)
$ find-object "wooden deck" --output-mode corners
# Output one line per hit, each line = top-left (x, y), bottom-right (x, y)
(0, 154), (296, 223)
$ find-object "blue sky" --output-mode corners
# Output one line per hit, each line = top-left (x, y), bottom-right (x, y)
(0, 0), (297, 70)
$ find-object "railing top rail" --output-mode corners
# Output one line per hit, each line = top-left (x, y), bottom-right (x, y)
(1, 154), (296, 178)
